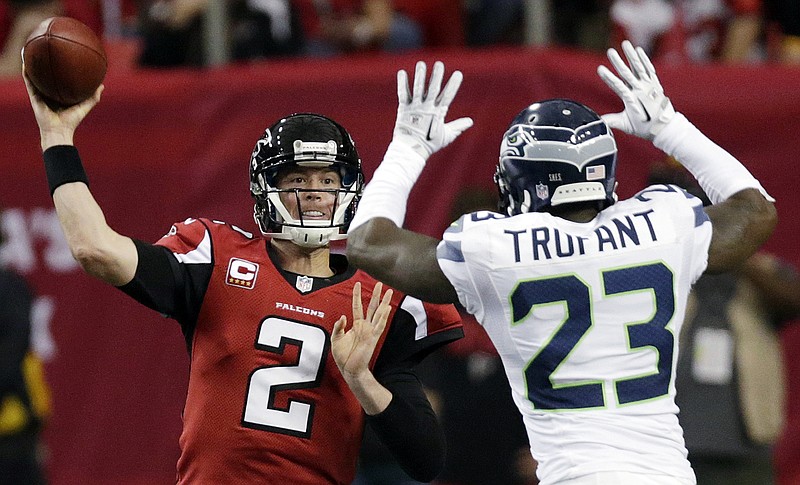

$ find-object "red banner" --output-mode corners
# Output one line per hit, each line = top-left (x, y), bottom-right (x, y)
(1, 46), (799, 484)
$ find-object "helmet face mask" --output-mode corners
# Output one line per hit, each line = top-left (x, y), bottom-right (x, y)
(495, 99), (618, 216)
(249, 113), (364, 248)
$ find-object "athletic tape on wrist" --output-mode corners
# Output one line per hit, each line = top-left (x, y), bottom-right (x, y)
(43, 145), (89, 196)
(349, 140), (427, 231)
(653, 114), (773, 204)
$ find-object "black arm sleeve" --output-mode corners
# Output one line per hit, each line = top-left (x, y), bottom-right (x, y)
(368, 369), (445, 482)
(116, 239), (212, 346)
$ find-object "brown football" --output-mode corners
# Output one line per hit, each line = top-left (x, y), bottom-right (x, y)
(23, 16), (107, 108)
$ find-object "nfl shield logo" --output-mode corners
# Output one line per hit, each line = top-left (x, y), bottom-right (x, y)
(536, 183), (549, 200)
(296, 275), (314, 293)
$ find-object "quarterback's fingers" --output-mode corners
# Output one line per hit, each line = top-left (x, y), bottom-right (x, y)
(606, 47), (637, 90)
(372, 289), (393, 336)
(437, 70), (464, 108)
(366, 282), (383, 323)
(411, 61), (427, 104)
(332, 315), (347, 339)
(426, 61), (445, 103)
(352, 282), (364, 321)
(397, 69), (410, 105)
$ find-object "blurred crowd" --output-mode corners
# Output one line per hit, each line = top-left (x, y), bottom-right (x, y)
(1, 0), (799, 77)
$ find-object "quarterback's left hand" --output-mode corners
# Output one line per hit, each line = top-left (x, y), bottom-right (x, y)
(331, 282), (393, 381)
(597, 40), (676, 141)
(393, 60), (473, 159)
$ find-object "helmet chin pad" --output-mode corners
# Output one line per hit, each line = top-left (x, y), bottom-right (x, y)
(267, 226), (346, 248)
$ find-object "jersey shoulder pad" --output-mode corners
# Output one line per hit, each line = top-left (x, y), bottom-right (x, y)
(631, 183), (709, 229)
(633, 183), (701, 205)
(155, 218), (256, 262)
(445, 210), (506, 235)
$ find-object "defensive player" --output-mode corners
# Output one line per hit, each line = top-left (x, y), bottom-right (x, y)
(346, 42), (777, 484)
(23, 69), (463, 482)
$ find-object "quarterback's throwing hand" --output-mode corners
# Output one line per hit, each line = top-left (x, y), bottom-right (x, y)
(597, 40), (675, 140)
(393, 61), (473, 159)
(331, 282), (393, 380)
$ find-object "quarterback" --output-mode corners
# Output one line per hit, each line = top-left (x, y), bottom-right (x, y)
(22, 67), (463, 483)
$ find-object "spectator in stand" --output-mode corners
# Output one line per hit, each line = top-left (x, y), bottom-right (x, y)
(294, 0), (464, 57)
(462, 0), (524, 47)
(771, 0), (800, 63)
(294, 0), (422, 56)
(0, 0), (62, 78)
(137, 0), (304, 67)
(551, 0), (611, 52)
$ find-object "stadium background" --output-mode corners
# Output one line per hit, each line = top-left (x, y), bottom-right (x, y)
(1, 45), (799, 484)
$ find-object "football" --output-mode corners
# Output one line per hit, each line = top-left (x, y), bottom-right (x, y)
(23, 16), (107, 108)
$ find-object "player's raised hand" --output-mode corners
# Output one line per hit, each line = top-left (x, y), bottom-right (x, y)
(331, 282), (393, 380)
(22, 63), (103, 151)
(393, 60), (473, 159)
(597, 40), (675, 141)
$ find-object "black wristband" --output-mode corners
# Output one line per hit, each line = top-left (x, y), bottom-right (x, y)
(43, 145), (89, 196)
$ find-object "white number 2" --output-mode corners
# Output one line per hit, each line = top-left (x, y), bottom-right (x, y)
(242, 317), (328, 438)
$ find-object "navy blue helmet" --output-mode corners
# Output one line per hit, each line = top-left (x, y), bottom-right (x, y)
(494, 99), (618, 215)
(249, 113), (364, 247)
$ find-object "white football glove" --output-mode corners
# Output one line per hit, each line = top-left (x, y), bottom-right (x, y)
(393, 60), (473, 159)
(597, 40), (675, 140)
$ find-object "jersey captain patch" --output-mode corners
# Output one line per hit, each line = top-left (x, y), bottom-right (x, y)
(226, 258), (259, 289)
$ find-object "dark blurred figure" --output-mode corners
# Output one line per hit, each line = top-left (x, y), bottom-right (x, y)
(463, 0), (524, 47)
(770, 0), (800, 63)
(551, 0), (610, 52)
(1, 208), (51, 485)
(649, 160), (800, 485)
(0, 0), (62, 77)
(137, 0), (304, 67)
(294, 0), (422, 56)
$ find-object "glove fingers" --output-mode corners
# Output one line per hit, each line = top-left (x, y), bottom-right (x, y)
(438, 70), (464, 108)
(412, 61), (427, 104)
(397, 69), (410, 105)
(597, 65), (628, 99)
(621, 40), (647, 82)
(636, 46), (662, 90)
(426, 61), (445, 103)
(607, 47), (638, 89)
(446, 117), (474, 134)
(601, 112), (630, 133)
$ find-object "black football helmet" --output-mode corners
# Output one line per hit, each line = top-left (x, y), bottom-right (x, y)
(249, 113), (364, 247)
(494, 99), (618, 215)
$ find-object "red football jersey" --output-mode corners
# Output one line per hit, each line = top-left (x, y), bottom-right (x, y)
(150, 218), (462, 484)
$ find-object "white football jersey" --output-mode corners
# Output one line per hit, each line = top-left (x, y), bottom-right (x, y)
(437, 185), (712, 485)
